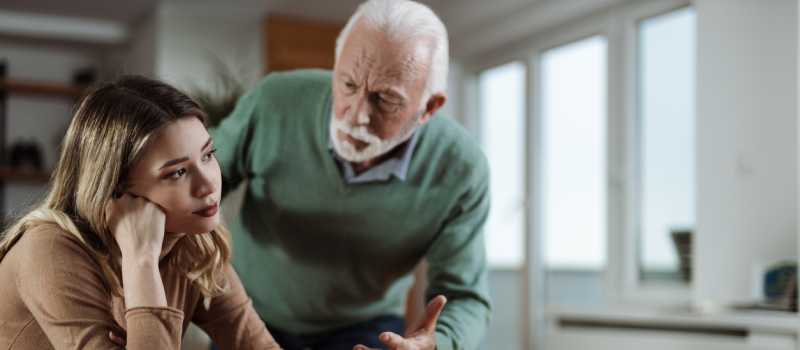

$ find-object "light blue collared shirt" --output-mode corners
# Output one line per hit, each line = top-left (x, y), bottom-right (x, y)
(328, 126), (419, 185)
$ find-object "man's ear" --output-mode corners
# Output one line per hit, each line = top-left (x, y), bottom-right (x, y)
(418, 92), (447, 126)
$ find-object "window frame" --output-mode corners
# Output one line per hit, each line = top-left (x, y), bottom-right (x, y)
(462, 13), (616, 350)
(620, 0), (694, 304)
(458, 0), (694, 348)
(476, 59), (530, 271)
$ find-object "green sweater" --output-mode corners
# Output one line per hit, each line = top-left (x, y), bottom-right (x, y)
(209, 69), (492, 350)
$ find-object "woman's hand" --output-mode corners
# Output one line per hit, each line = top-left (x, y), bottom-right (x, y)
(106, 193), (166, 262)
(105, 193), (168, 309)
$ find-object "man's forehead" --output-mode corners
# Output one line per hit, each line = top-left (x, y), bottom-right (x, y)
(348, 51), (424, 79)
(342, 35), (431, 81)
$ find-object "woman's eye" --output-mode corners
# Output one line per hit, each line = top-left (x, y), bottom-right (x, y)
(203, 149), (217, 161)
(166, 168), (186, 180)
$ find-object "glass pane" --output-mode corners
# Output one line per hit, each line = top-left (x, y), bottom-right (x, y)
(479, 61), (526, 269)
(541, 36), (608, 273)
(638, 7), (696, 282)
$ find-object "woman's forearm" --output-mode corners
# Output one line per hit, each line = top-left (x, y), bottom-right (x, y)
(107, 194), (169, 309)
(121, 255), (168, 308)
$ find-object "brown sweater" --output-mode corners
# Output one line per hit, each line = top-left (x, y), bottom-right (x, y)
(0, 224), (281, 350)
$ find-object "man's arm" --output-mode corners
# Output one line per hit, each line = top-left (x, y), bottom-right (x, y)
(354, 155), (492, 350)
(424, 159), (492, 350)
(208, 82), (263, 199)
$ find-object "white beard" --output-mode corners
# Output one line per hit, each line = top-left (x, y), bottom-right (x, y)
(330, 110), (421, 163)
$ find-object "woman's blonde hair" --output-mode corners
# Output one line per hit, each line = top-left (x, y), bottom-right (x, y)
(0, 75), (232, 308)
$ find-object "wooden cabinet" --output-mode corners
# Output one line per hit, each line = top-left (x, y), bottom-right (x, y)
(266, 17), (344, 73)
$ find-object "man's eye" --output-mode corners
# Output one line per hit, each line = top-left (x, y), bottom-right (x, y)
(345, 82), (357, 91)
(166, 168), (186, 180)
(203, 149), (217, 161)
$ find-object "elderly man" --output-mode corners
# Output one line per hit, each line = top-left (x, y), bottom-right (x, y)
(209, 0), (491, 349)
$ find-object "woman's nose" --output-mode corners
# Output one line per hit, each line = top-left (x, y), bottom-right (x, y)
(193, 168), (218, 198)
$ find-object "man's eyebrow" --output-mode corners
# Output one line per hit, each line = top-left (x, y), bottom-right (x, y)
(377, 87), (407, 100)
(158, 137), (213, 170)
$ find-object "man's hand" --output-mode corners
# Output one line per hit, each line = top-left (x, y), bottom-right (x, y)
(354, 295), (447, 350)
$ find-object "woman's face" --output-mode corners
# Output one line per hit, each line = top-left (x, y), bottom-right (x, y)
(125, 117), (221, 235)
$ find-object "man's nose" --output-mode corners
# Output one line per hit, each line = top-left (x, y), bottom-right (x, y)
(347, 92), (371, 125)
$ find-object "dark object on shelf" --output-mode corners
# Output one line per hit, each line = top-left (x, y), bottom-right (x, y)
(732, 264), (798, 313)
(765, 261), (796, 300)
(782, 274), (798, 312)
(73, 66), (97, 84)
(9, 140), (43, 170)
(671, 229), (692, 282)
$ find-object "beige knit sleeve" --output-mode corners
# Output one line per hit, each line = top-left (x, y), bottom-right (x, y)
(123, 307), (184, 349)
(15, 226), (184, 349)
(191, 264), (282, 350)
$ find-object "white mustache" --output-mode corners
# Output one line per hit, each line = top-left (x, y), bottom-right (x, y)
(333, 118), (383, 144)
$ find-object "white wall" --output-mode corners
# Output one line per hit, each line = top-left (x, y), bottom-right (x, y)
(114, 10), (158, 76)
(438, 59), (463, 122)
(694, 0), (798, 303)
(154, 3), (263, 93)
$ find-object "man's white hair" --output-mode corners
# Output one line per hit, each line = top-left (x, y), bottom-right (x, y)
(335, 0), (449, 96)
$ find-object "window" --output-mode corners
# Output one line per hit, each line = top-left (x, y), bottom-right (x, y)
(478, 61), (526, 270)
(466, 0), (696, 319)
(540, 36), (607, 305)
(637, 7), (696, 282)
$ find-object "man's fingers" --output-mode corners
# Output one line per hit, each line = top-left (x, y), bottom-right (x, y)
(353, 345), (380, 350)
(420, 295), (447, 331)
(380, 331), (405, 348)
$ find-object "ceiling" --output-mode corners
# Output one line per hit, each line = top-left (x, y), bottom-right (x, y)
(0, 0), (543, 36)
(0, 0), (161, 22)
(0, 0), (615, 58)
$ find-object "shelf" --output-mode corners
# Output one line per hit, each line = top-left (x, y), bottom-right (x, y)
(0, 168), (52, 182)
(548, 305), (800, 335)
(0, 78), (89, 98)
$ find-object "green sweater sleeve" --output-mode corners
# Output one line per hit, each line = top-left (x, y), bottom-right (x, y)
(426, 157), (493, 350)
(208, 81), (263, 197)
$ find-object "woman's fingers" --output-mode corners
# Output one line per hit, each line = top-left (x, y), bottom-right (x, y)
(105, 192), (166, 260)
(108, 318), (127, 347)
(109, 331), (126, 347)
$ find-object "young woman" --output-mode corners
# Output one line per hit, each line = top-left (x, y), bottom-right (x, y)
(0, 75), (281, 350)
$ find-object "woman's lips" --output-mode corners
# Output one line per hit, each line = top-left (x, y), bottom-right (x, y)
(193, 202), (218, 217)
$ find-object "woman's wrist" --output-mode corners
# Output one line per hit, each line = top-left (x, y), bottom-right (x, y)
(117, 232), (162, 264)
(120, 245), (161, 264)
(120, 258), (168, 308)
(121, 253), (160, 270)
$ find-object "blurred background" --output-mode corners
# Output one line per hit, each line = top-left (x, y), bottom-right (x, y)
(0, 0), (799, 349)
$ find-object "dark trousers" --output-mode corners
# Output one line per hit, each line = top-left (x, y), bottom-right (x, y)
(210, 315), (405, 350)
